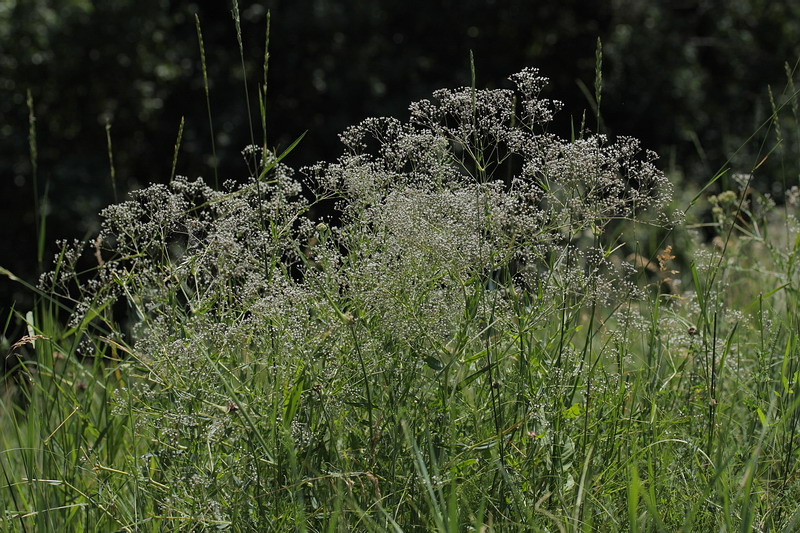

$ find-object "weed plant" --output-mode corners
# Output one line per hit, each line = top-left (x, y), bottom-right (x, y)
(2, 25), (800, 533)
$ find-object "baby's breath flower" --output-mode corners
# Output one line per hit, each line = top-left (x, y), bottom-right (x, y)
(40, 69), (677, 524)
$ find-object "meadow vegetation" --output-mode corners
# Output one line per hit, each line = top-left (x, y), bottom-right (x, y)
(2, 16), (800, 532)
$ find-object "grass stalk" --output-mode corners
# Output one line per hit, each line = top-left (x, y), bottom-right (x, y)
(26, 90), (44, 271)
(105, 119), (117, 203)
(195, 14), (219, 188)
(169, 116), (184, 184)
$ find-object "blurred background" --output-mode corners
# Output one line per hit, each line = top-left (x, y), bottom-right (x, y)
(2, 0), (800, 316)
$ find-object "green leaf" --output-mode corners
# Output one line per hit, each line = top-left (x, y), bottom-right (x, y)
(756, 407), (767, 427)
(564, 403), (583, 419)
(424, 355), (443, 371)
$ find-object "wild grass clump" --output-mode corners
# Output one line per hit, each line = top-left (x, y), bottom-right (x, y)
(2, 59), (800, 531)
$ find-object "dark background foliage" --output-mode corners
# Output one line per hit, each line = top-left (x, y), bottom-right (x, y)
(2, 0), (799, 313)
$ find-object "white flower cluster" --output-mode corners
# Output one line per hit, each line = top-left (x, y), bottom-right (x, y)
(41, 69), (677, 524)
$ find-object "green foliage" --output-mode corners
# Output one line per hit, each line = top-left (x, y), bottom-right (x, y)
(3, 56), (800, 530)
(3, 4), (800, 529)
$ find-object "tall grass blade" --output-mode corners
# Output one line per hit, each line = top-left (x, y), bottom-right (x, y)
(261, 10), (271, 156)
(105, 119), (117, 203)
(169, 116), (185, 184)
(594, 37), (602, 133)
(195, 14), (218, 188)
(26, 90), (43, 270)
